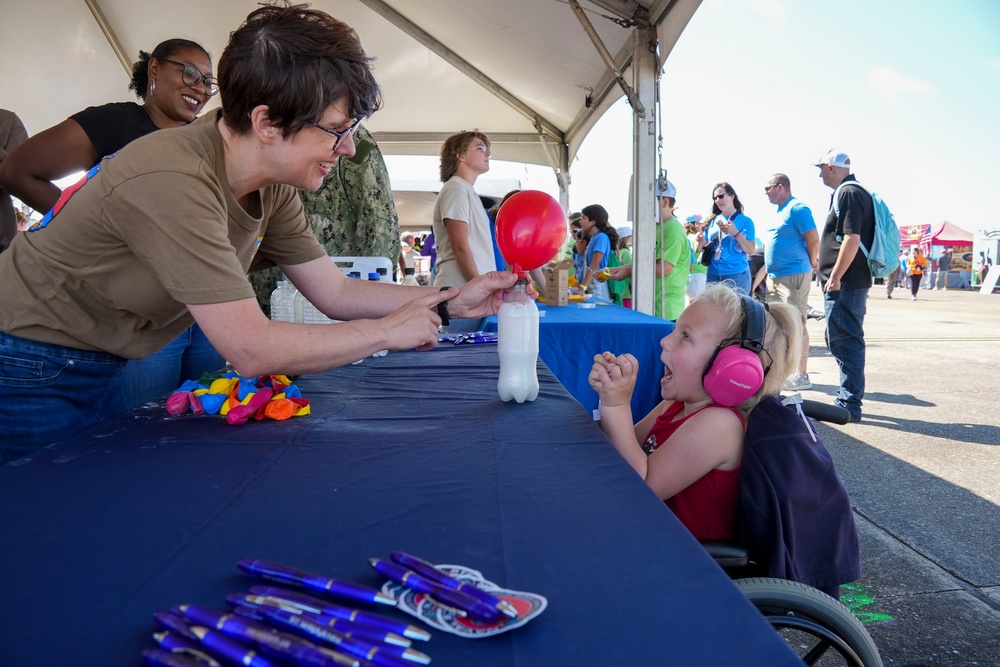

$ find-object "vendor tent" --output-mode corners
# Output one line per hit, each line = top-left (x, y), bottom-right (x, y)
(900, 221), (974, 246)
(0, 0), (703, 315)
(928, 221), (974, 246)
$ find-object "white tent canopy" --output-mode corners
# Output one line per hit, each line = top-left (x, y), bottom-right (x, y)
(1, 0), (702, 313)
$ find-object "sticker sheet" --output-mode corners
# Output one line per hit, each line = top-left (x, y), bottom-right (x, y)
(381, 564), (547, 638)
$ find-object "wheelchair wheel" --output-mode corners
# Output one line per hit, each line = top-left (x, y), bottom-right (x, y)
(736, 577), (883, 667)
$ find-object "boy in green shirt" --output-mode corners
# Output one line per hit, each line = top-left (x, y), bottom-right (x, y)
(606, 181), (690, 320)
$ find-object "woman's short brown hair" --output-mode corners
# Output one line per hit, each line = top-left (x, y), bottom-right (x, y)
(218, 2), (382, 137)
(439, 131), (490, 182)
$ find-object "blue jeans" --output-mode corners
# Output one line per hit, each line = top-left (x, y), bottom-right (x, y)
(0, 332), (128, 464)
(824, 288), (869, 420)
(707, 268), (751, 296)
(117, 324), (225, 409)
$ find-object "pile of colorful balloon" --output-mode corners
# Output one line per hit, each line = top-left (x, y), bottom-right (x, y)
(166, 372), (311, 425)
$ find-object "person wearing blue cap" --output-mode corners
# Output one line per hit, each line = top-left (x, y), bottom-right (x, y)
(815, 149), (875, 423)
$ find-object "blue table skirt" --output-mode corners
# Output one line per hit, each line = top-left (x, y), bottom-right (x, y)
(485, 300), (674, 419)
(0, 344), (798, 666)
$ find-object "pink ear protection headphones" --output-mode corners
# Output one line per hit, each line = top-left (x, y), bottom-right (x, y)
(702, 295), (771, 407)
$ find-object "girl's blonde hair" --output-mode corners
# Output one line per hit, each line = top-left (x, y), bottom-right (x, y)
(693, 283), (801, 414)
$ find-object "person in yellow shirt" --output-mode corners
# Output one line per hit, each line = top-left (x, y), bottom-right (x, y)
(906, 246), (928, 301)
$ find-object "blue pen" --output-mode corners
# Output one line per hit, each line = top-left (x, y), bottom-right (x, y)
(142, 648), (212, 667)
(227, 592), (412, 647)
(390, 551), (518, 618)
(188, 626), (279, 667)
(152, 631), (222, 667)
(454, 332), (498, 345)
(153, 611), (199, 640)
(370, 558), (501, 622)
(179, 604), (358, 667)
(249, 586), (431, 641)
(236, 604), (428, 667)
(238, 558), (395, 606)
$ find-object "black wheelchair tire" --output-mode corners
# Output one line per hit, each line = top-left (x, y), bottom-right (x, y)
(735, 577), (884, 667)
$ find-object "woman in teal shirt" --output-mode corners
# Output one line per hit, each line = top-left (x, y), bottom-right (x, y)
(698, 182), (756, 295)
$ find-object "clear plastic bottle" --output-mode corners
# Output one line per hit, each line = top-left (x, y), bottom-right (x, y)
(303, 298), (336, 324)
(497, 279), (539, 403)
(292, 289), (306, 323)
(269, 280), (293, 322)
(402, 267), (419, 286)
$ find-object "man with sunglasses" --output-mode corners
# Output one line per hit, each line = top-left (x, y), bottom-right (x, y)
(0, 4), (519, 462)
(762, 173), (818, 391)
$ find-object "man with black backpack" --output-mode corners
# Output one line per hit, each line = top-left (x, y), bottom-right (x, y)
(815, 149), (875, 423)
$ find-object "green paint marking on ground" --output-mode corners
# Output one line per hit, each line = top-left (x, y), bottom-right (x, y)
(841, 583), (895, 624)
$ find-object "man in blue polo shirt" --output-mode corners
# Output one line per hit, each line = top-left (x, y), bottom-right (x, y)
(763, 173), (819, 391)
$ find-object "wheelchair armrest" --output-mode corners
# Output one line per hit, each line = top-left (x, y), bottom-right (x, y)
(800, 399), (850, 424)
(700, 540), (750, 569)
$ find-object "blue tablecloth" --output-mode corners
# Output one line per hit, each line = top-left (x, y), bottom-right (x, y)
(0, 345), (798, 666)
(485, 299), (674, 419)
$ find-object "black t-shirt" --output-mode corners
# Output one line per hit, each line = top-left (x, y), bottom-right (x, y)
(70, 102), (159, 161)
(938, 252), (951, 271)
(817, 175), (876, 290)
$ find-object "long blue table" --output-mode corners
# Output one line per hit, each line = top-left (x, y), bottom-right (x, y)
(0, 345), (798, 666)
(485, 300), (674, 420)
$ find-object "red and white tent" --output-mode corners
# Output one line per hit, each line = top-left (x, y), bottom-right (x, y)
(900, 221), (974, 247)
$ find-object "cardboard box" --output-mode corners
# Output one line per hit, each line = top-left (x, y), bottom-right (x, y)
(545, 260), (572, 306)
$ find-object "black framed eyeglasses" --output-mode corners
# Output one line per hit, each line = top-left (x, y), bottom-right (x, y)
(159, 58), (219, 96)
(764, 184), (780, 192)
(310, 118), (362, 151)
(713, 193), (729, 200)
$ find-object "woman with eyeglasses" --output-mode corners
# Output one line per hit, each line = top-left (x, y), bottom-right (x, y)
(0, 39), (216, 215)
(0, 39), (226, 410)
(432, 131), (498, 331)
(696, 182), (757, 295)
(0, 5), (519, 462)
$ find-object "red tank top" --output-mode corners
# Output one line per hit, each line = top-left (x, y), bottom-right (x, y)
(644, 401), (744, 541)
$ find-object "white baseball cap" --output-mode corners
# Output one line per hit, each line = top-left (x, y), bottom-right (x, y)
(814, 149), (851, 168)
(656, 179), (677, 199)
(616, 226), (633, 238)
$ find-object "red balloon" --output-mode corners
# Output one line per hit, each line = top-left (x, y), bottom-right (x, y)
(495, 190), (567, 274)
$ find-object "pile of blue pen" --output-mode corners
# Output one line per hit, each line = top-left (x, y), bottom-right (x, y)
(371, 551), (518, 623)
(437, 332), (498, 345)
(141, 558), (433, 667)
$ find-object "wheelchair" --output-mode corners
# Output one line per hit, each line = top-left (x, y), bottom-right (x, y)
(702, 397), (883, 667)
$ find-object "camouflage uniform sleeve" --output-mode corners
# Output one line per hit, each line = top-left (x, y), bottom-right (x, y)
(301, 124), (402, 266)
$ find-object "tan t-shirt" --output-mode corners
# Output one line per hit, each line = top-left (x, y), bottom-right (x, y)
(431, 176), (495, 287)
(0, 111), (325, 358)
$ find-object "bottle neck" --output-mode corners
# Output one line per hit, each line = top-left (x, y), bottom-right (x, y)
(508, 280), (529, 303)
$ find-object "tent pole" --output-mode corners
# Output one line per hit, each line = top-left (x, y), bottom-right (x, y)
(630, 26), (658, 316)
(84, 0), (131, 77)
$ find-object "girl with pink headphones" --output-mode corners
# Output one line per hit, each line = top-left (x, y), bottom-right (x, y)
(588, 283), (800, 541)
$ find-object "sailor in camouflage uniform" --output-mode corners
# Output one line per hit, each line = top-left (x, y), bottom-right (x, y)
(249, 124), (402, 316)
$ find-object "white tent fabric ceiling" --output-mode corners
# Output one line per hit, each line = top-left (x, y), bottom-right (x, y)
(2, 0), (702, 314)
(1, 0), (701, 170)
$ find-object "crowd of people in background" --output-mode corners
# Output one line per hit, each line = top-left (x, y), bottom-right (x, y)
(0, 0), (983, 460)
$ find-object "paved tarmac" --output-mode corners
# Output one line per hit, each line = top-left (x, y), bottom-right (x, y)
(795, 283), (1000, 666)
